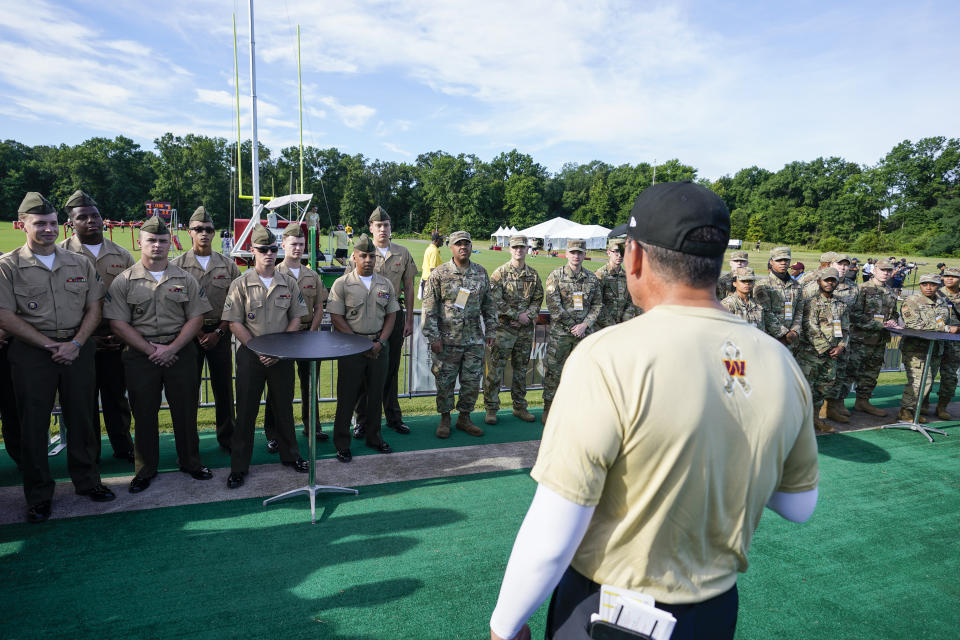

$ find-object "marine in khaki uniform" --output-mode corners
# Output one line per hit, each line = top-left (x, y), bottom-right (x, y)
(541, 239), (601, 423)
(263, 224), (329, 449)
(593, 238), (638, 329)
(59, 189), (136, 462)
(421, 230), (497, 438)
(934, 267), (960, 420)
(720, 267), (771, 330)
(483, 234), (543, 425)
(715, 250), (748, 301)
(795, 267), (849, 433)
(350, 206), (418, 439)
(898, 274), (959, 422)
(753, 246), (804, 353)
(847, 259), (899, 417)
(171, 206), (241, 452)
(105, 216), (213, 494)
(0, 192), (114, 523)
(326, 234), (399, 462)
(221, 225), (309, 489)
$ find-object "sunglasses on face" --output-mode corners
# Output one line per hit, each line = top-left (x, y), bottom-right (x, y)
(190, 226), (215, 234)
(253, 245), (279, 254)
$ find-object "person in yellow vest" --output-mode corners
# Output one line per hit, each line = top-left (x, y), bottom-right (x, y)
(419, 231), (443, 299)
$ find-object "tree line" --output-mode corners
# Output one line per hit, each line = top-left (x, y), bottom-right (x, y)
(1, 134), (957, 255)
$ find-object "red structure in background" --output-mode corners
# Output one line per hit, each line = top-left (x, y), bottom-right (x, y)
(232, 218), (321, 253)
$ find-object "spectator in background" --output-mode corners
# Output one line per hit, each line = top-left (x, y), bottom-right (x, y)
(790, 261), (805, 280)
(862, 258), (874, 282)
(420, 232), (443, 300)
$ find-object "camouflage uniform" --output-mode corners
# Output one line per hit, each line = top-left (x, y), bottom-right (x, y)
(715, 271), (736, 302)
(422, 259), (496, 414)
(542, 264), (601, 409)
(848, 278), (898, 400)
(483, 260), (543, 412)
(899, 291), (951, 413)
(754, 275), (804, 349)
(935, 281), (960, 407)
(797, 252), (837, 288)
(825, 272), (860, 401)
(594, 263), (632, 329)
(795, 290), (850, 408)
(720, 293), (767, 329)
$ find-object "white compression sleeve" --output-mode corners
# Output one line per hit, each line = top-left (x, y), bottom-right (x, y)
(489, 484), (596, 639)
(766, 488), (818, 523)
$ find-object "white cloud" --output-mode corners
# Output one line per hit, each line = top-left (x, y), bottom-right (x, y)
(383, 142), (412, 157)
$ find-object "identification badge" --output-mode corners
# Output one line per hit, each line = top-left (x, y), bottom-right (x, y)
(454, 287), (471, 309)
(572, 292), (584, 311)
(936, 315), (945, 330)
(832, 319), (843, 338)
(873, 314), (884, 323)
(784, 300), (793, 322)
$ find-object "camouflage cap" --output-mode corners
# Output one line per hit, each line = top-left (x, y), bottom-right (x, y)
(250, 225), (276, 245)
(942, 266), (960, 277)
(770, 246), (791, 260)
(568, 238), (586, 252)
(509, 234), (528, 248)
(368, 206), (390, 223)
(819, 267), (840, 281)
(832, 253), (851, 264)
(281, 224), (304, 238)
(140, 216), (169, 235)
(730, 250), (749, 261)
(449, 230), (471, 244)
(64, 189), (97, 210)
(875, 259), (895, 270)
(733, 267), (757, 281)
(919, 273), (942, 285)
(190, 206), (213, 223)
(607, 237), (625, 251)
(819, 251), (837, 263)
(18, 192), (57, 215)
(353, 233), (375, 253)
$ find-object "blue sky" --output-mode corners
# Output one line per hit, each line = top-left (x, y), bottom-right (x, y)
(1, 0), (957, 179)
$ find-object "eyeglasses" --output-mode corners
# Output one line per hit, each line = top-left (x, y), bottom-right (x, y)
(253, 245), (279, 254)
(190, 226), (215, 234)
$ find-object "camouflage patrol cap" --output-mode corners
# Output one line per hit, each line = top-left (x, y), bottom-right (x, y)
(140, 216), (169, 235)
(64, 190), (97, 210)
(819, 267), (840, 282)
(733, 267), (757, 281)
(353, 233), (375, 253)
(449, 230), (471, 244)
(819, 251), (837, 263)
(919, 273), (942, 285)
(607, 237), (625, 251)
(281, 224), (304, 238)
(832, 253), (851, 264)
(770, 246), (791, 260)
(18, 192), (57, 215)
(509, 235), (528, 248)
(250, 225), (276, 245)
(190, 206), (213, 223)
(568, 239), (586, 252)
(368, 206), (390, 223)
(942, 266), (960, 277)
(875, 259), (895, 270)
(730, 250), (749, 261)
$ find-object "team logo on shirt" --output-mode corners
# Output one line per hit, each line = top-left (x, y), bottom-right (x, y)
(721, 341), (752, 397)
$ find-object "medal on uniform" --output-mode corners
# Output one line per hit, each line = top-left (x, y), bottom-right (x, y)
(784, 300), (793, 322)
(454, 287), (471, 309)
(572, 292), (584, 311)
(832, 318), (843, 338)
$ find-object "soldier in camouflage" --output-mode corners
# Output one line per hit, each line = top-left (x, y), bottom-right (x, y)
(898, 274), (958, 422)
(715, 250), (748, 301)
(541, 238), (601, 423)
(753, 246), (804, 353)
(594, 238), (638, 329)
(422, 230), (496, 438)
(720, 267), (771, 330)
(483, 235), (543, 425)
(795, 268), (849, 433)
(797, 252), (836, 288)
(934, 266), (960, 419)
(847, 259), (899, 417)
(819, 254), (860, 422)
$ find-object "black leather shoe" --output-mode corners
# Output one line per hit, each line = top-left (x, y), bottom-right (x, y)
(301, 428), (330, 441)
(27, 501), (51, 523)
(113, 450), (135, 463)
(129, 476), (152, 494)
(180, 466), (213, 480)
(265, 439), (279, 454)
(352, 424), (365, 439)
(366, 441), (392, 454)
(387, 422), (411, 435)
(77, 483), (116, 502)
(282, 457), (309, 473)
(227, 471), (245, 489)
(336, 449), (352, 463)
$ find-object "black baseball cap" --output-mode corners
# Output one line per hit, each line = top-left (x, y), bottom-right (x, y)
(608, 181), (730, 257)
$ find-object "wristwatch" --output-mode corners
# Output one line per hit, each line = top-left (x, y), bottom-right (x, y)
(376, 338), (386, 347)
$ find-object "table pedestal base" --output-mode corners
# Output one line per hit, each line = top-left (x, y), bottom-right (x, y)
(264, 483), (358, 524)
(880, 421), (948, 443)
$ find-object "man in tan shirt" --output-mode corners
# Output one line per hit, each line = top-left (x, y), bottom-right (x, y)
(172, 206), (241, 452)
(221, 225), (309, 489)
(326, 234), (399, 462)
(59, 189), (137, 463)
(0, 192), (114, 522)
(105, 216), (213, 494)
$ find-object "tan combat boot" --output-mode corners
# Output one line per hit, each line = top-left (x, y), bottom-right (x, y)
(436, 413), (451, 439)
(456, 412), (484, 436)
(853, 398), (887, 417)
(832, 398), (851, 417)
(818, 401), (828, 419)
(825, 399), (850, 423)
(935, 403), (952, 421)
(897, 407), (926, 423)
(513, 408), (536, 422)
(813, 417), (835, 434)
(485, 409), (498, 425)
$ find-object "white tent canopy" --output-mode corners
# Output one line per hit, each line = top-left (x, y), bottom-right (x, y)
(489, 225), (521, 246)
(515, 217), (610, 250)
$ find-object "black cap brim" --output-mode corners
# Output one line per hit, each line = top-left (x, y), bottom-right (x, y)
(608, 224), (627, 238)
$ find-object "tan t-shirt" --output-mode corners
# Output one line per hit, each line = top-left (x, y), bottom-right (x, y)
(171, 250), (241, 322)
(531, 305), (819, 604)
(326, 271), (399, 336)
(221, 269), (307, 337)
(103, 262), (212, 338)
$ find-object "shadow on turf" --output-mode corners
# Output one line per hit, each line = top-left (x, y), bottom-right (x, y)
(817, 432), (891, 463)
